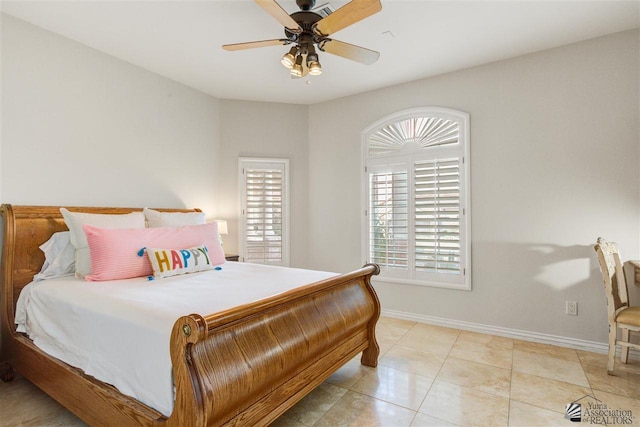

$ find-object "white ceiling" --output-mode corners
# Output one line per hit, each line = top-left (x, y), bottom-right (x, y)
(2, 0), (638, 105)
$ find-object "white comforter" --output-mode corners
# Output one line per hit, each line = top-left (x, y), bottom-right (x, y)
(15, 262), (336, 417)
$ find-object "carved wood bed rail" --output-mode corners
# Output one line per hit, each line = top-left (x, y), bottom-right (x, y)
(0, 204), (381, 426)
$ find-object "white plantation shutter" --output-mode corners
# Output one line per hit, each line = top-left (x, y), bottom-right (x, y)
(368, 116), (460, 156)
(414, 158), (461, 276)
(369, 167), (409, 272)
(240, 158), (289, 266)
(245, 168), (283, 263)
(363, 108), (470, 290)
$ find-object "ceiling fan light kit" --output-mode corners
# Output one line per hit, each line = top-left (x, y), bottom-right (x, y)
(291, 54), (305, 77)
(222, 0), (382, 78)
(307, 46), (322, 76)
(281, 46), (297, 69)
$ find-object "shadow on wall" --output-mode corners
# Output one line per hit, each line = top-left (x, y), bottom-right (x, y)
(473, 240), (639, 338)
(474, 241), (598, 293)
(528, 243), (598, 291)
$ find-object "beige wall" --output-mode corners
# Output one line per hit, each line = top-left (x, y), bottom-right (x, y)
(216, 99), (309, 267)
(1, 15), (312, 269)
(307, 29), (640, 343)
(1, 14), (220, 214)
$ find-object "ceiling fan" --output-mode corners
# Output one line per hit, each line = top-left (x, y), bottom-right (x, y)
(222, 0), (382, 78)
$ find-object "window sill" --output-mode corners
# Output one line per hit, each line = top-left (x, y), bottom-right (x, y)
(371, 275), (471, 291)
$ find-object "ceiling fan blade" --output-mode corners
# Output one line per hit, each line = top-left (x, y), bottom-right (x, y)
(318, 39), (379, 65)
(254, 0), (302, 33)
(222, 39), (288, 51)
(314, 0), (382, 36)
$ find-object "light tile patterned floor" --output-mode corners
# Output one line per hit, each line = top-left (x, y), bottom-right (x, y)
(1, 317), (639, 426)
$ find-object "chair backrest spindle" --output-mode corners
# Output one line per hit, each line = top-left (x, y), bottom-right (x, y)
(594, 238), (630, 320)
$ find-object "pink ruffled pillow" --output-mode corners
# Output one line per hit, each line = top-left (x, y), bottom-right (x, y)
(83, 223), (225, 281)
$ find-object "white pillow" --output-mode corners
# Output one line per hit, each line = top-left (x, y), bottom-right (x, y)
(60, 208), (146, 278)
(33, 231), (75, 281)
(143, 208), (206, 228)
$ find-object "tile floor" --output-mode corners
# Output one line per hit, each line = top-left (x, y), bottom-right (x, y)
(1, 317), (639, 426)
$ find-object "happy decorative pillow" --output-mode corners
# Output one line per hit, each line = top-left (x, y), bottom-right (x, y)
(145, 245), (214, 279)
(83, 222), (225, 282)
(143, 208), (206, 227)
(60, 208), (146, 278)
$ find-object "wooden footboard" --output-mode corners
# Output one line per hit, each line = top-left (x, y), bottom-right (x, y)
(1, 204), (380, 427)
(167, 263), (380, 427)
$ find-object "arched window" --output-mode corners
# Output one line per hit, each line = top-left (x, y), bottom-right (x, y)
(362, 108), (471, 290)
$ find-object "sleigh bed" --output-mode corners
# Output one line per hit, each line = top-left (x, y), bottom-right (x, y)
(0, 204), (380, 426)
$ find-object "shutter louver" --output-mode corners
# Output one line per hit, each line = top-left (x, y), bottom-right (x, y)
(369, 170), (409, 269)
(244, 168), (283, 264)
(368, 117), (459, 157)
(414, 158), (461, 275)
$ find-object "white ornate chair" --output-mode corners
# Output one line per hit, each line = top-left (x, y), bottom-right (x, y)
(594, 238), (640, 374)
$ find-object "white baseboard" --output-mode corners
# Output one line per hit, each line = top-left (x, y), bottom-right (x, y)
(381, 309), (640, 360)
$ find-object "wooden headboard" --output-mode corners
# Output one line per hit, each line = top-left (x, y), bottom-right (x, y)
(0, 205), (201, 327)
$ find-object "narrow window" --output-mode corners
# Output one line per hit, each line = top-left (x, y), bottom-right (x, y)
(239, 158), (290, 266)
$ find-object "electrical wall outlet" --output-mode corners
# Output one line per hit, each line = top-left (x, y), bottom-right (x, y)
(566, 301), (578, 316)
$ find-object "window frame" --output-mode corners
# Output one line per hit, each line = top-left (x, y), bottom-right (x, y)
(361, 107), (471, 290)
(239, 157), (290, 267)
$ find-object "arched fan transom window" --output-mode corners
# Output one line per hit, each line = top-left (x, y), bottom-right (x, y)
(362, 108), (471, 291)
(368, 116), (460, 157)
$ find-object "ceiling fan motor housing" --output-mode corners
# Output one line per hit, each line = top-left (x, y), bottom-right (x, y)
(285, 11), (324, 42)
(296, 0), (316, 11)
